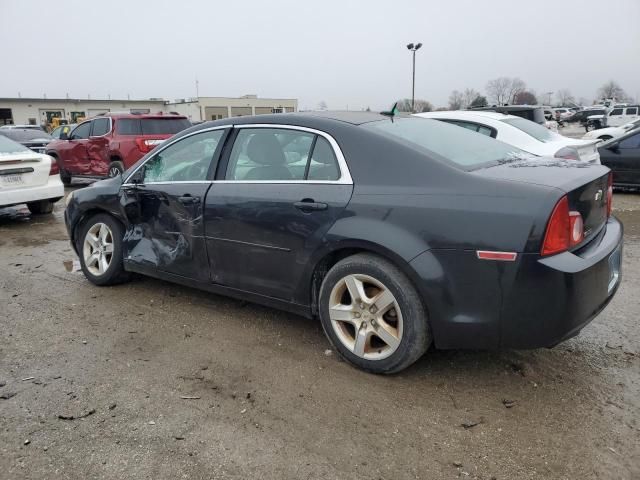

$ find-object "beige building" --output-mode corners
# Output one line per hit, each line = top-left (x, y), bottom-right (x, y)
(0, 94), (298, 126)
(166, 95), (297, 122)
(0, 97), (166, 126)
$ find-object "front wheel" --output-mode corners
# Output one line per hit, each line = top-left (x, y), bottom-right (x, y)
(77, 213), (129, 286)
(318, 253), (431, 374)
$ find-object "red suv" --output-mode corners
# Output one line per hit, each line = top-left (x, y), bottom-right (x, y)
(46, 113), (191, 184)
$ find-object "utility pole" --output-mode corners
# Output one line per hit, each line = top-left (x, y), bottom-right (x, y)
(406, 43), (423, 112)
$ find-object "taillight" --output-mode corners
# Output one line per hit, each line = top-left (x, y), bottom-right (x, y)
(541, 195), (584, 256)
(49, 157), (60, 176)
(606, 173), (613, 218)
(554, 147), (580, 160)
(135, 138), (164, 153)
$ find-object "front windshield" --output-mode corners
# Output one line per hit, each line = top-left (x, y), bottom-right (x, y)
(501, 117), (557, 142)
(0, 134), (32, 155)
(363, 117), (528, 168)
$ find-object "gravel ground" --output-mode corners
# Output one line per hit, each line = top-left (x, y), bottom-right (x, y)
(0, 187), (639, 480)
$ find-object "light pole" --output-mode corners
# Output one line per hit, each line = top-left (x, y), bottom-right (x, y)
(407, 42), (422, 112)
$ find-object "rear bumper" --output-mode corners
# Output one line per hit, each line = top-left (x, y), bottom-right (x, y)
(410, 217), (623, 350)
(0, 180), (64, 207)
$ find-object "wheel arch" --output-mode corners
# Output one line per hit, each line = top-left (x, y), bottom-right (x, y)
(70, 207), (125, 254)
(303, 240), (430, 318)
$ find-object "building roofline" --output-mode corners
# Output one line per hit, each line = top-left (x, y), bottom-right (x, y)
(0, 97), (166, 103)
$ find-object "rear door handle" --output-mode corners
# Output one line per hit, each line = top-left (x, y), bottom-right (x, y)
(178, 194), (200, 205)
(294, 200), (328, 211)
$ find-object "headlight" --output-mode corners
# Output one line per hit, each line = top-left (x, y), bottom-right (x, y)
(64, 190), (74, 207)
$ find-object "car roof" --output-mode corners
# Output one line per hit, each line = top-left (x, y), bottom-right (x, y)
(418, 110), (517, 121)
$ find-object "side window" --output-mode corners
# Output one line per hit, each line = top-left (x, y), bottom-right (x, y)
(626, 107), (638, 115)
(308, 136), (340, 181)
(91, 118), (110, 136)
(610, 108), (624, 116)
(70, 122), (91, 140)
(142, 129), (224, 183)
(618, 132), (640, 149)
(476, 126), (493, 137)
(116, 119), (141, 135)
(225, 128), (314, 181)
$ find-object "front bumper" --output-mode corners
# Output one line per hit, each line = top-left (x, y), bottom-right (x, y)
(409, 217), (623, 350)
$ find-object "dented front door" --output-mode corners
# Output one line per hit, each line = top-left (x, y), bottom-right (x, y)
(121, 182), (212, 281)
(118, 127), (228, 282)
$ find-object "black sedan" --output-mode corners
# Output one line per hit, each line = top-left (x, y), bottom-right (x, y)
(64, 112), (623, 373)
(0, 127), (53, 154)
(599, 128), (640, 188)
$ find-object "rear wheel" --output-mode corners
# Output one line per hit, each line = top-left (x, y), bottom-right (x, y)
(77, 213), (129, 286)
(318, 253), (431, 374)
(27, 200), (54, 215)
(108, 161), (125, 178)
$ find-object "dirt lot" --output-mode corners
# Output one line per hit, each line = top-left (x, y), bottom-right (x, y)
(1, 187), (639, 480)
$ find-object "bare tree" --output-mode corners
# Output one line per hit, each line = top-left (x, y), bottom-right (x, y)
(556, 89), (575, 106)
(462, 88), (480, 109)
(513, 90), (537, 105)
(317, 101), (328, 111)
(597, 81), (627, 101)
(396, 98), (433, 113)
(486, 77), (526, 105)
(448, 90), (464, 110)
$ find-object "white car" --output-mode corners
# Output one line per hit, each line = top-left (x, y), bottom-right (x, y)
(583, 118), (640, 142)
(587, 105), (639, 129)
(0, 134), (64, 214)
(553, 108), (573, 120)
(415, 110), (601, 163)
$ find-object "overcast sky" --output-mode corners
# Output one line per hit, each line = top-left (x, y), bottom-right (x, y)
(1, 0), (639, 110)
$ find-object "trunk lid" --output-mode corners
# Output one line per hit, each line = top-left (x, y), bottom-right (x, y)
(0, 152), (51, 190)
(474, 158), (610, 245)
(569, 139), (600, 163)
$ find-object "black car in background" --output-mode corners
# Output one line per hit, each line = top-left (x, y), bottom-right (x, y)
(599, 128), (640, 188)
(0, 128), (53, 154)
(64, 112), (622, 374)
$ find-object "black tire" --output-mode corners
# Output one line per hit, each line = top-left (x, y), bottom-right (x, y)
(318, 253), (431, 374)
(108, 161), (125, 178)
(59, 168), (72, 185)
(27, 200), (54, 215)
(76, 213), (130, 286)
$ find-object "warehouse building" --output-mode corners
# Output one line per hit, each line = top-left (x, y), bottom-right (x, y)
(166, 95), (297, 121)
(0, 94), (298, 127)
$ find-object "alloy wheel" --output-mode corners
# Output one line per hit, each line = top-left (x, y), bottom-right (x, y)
(82, 222), (114, 276)
(328, 274), (403, 360)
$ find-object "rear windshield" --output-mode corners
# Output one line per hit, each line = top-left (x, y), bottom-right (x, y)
(0, 134), (31, 155)
(116, 118), (190, 135)
(363, 117), (526, 168)
(0, 129), (52, 142)
(501, 117), (556, 142)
